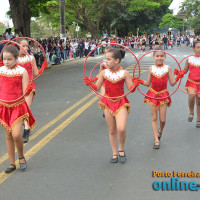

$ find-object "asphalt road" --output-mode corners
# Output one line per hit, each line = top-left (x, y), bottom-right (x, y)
(0, 44), (200, 200)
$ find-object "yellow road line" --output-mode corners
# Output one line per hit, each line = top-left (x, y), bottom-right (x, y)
(0, 93), (94, 166)
(0, 96), (99, 184)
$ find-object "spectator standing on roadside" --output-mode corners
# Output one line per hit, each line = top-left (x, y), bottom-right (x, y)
(5, 28), (13, 40)
(163, 34), (168, 50)
(47, 40), (53, 62)
(78, 39), (85, 58)
(85, 40), (90, 57)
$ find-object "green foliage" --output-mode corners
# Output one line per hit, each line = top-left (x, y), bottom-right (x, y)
(38, 0), (76, 28)
(30, 20), (44, 38)
(189, 17), (200, 34)
(101, 2), (171, 36)
(128, 0), (171, 11)
(0, 22), (6, 35)
(28, 0), (50, 17)
(159, 13), (183, 30)
(180, 0), (200, 17)
(8, 0), (174, 37)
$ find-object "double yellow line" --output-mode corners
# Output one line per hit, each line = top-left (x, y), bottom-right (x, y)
(0, 92), (98, 184)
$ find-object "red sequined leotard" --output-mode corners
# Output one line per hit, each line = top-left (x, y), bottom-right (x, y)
(98, 66), (130, 116)
(185, 56), (200, 97)
(18, 54), (36, 95)
(144, 64), (171, 109)
(0, 65), (36, 132)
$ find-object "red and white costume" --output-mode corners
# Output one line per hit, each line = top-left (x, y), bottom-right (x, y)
(98, 66), (130, 116)
(18, 54), (36, 95)
(144, 64), (171, 109)
(0, 65), (36, 132)
(185, 56), (200, 97)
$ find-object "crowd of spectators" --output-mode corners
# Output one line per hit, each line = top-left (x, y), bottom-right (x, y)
(40, 37), (129, 64)
(1, 30), (200, 67)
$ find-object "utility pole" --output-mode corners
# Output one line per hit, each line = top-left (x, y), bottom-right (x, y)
(60, 0), (66, 39)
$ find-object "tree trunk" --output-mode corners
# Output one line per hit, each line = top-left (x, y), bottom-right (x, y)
(115, 28), (118, 37)
(9, 0), (31, 36)
(82, 16), (97, 38)
(76, 1), (110, 38)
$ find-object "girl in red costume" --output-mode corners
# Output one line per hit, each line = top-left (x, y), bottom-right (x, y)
(1, 45), (36, 173)
(17, 39), (42, 143)
(183, 41), (200, 127)
(134, 51), (184, 149)
(84, 48), (136, 164)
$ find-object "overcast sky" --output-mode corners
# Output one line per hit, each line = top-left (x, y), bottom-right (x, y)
(169, 0), (185, 14)
(0, 0), (185, 28)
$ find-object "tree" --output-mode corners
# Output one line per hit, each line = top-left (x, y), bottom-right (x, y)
(180, 0), (200, 17)
(189, 17), (200, 34)
(30, 20), (44, 38)
(128, 0), (172, 11)
(39, 0), (76, 32)
(180, 0), (200, 34)
(9, 0), (172, 38)
(0, 22), (6, 35)
(63, 0), (115, 38)
(8, 0), (50, 36)
(159, 13), (184, 31)
(100, 1), (171, 37)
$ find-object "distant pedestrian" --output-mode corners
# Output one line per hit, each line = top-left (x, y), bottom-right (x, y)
(5, 28), (13, 40)
(163, 34), (168, 50)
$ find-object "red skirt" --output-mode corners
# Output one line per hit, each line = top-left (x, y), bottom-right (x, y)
(0, 99), (36, 132)
(185, 79), (200, 97)
(98, 96), (130, 116)
(144, 88), (171, 109)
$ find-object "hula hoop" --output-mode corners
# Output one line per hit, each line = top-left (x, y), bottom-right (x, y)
(11, 36), (47, 81)
(89, 61), (104, 98)
(89, 61), (104, 79)
(133, 50), (182, 100)
(176, 54), (200, 95)
(0, 40), (32, 103)
(83, 42), (140, 100)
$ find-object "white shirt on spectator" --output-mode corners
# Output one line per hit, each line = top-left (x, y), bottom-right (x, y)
(85, 42), (89, 50)
(6, 33), (13, 40)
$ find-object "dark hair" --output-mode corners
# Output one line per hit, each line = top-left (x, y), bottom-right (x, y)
(193, 41), (200, 48)
(3, 45), (19, 58)
(107, 48), (122, 62)
(153, 51), (166, 56)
